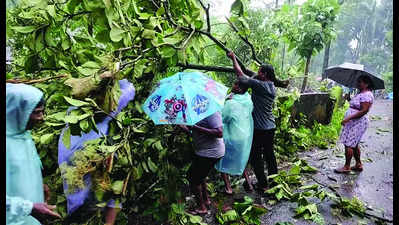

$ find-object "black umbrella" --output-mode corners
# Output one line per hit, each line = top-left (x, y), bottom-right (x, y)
(324, 63), (385, 90)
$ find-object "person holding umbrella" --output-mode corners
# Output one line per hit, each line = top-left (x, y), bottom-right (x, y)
(335, 75), (375, 173)
(180, 112), (225, 215)
(142, 71), (229, 214)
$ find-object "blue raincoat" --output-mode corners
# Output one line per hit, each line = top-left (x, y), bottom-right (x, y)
(215, 92), (254, 175)
(6, 83), (45, 225)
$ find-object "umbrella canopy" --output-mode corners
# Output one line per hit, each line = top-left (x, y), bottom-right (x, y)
(142, 71), (228, 125)
(324, 63), (385, 90)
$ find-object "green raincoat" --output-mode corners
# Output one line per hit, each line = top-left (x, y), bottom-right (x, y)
(215, 92), (254, 175)
(6, 83), (45, 225)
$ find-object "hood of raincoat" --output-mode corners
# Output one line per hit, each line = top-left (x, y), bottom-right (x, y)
(6, 83), (44, 136)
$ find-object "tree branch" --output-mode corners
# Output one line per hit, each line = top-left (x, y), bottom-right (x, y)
(177, 62), (235, 73)
(6, 74), (68, 84)
(198, 0), (211, 33)
(226, 17), (262, 65)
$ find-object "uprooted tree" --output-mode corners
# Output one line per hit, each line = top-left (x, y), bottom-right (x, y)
(6, 0), (289, 223)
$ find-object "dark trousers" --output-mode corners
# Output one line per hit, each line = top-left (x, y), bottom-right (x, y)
(249, 129), (278, 188)
(188, 154), (220, 187)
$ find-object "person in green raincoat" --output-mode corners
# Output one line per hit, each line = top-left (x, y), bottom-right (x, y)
(6, 83), (61, 224)
(215, 81), (254, 194)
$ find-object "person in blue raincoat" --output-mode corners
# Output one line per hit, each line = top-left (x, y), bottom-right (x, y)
(58, 79), (135, 225)
(6, 83), (61, 225)
(215, 82), (254, 194)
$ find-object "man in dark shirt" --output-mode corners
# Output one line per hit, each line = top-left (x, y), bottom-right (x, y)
(227, 51), (285, 191)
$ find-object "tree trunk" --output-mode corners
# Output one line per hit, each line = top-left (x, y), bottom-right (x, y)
(275, 0), (279, 8)
(321, 41), (330, 80)
(301, 56), (311, 93)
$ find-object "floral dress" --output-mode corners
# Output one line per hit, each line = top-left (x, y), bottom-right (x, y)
(339, 91), (374, 148)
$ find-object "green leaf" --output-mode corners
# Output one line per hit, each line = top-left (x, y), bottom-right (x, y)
(12, 26), (37, 33)
(138, 13), (152, 20)
(112, 180), (124, 195)
(102, 0), (111, 9)
(189, 215), (203, 223)
(147, 157), (158, 172)
(300, 184), (319, 191)
(66, 0), (81, 13)
(96, 29), (111, 43)
(81, 61), (101, 69)
(156, 6), (165, 16)
(47, 5), (56, 17)
(276, 189), (284, 200)
(141, 161), (149, 173)
(160, 46), (176, 58)
(64, 96), (90, 107)
(153, 141), (163, 151)
(142, 29), (156, 39)
(110, 27), (125, 42)
(132, 166), (142, 180)
(95, 189), (104, 201)
(133, 59), (147, 77)
(289, 164), (301, 175)
(62, 127), (71, 149)
(79, 119), (90, 133)
(40, 133), (54, 145)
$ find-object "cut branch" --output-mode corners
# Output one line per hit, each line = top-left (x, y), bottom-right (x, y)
(226, 17), (262, 65)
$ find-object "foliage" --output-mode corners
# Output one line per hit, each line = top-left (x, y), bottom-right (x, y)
(168, 203), (208, 225)
(273, 86), (347, 156)
(330, 196), (366, 218)
(277, 0), (340, 59)
(273, 0), (340, 91)
(216, 196), (268, 225)
(382, 71), (392, 93)
(266, 158), (367, 225)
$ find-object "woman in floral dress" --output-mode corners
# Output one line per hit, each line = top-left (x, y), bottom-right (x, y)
(335, 75), (375, 173)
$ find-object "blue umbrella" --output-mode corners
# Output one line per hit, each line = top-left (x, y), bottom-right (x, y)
(142, 71), (228, 125)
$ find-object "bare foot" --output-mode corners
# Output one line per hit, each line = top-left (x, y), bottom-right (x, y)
(334, 166), (351, 173)
(243, 181), (254, 192)
(224, 187), (233, 195)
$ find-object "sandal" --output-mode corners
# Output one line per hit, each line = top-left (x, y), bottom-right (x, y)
(351, 166), (363, 172)
(187, 208), (208, 215)
(243, 181), (254, 192)
(334, 167), (351, 174)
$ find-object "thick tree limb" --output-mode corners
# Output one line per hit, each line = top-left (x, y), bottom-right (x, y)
(177, 63), (235, 73)
(226, 17), (262, 65)
(6, 74), (68, 84)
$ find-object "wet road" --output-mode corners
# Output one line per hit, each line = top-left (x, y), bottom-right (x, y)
(262, 99), (394, 225)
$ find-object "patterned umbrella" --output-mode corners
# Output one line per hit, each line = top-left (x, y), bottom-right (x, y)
(324, 63), (385, 90)
(142, 71), (228, 125)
